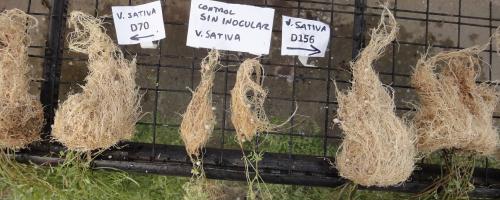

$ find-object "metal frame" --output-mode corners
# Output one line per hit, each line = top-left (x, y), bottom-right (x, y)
(40, 0), (67, 139)
(16, 142), (500, 198)
(9, 0), (500, 198)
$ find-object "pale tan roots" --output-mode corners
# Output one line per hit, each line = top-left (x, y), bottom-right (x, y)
(230, 59), (272, 145)
(335, 6), (416, 187)
(412, 47), (499, 156)
(495, 26), (500, 54)
(52, 11), (141, 152)
(0, 9), (43, 149)
(180, 50), (220, 158)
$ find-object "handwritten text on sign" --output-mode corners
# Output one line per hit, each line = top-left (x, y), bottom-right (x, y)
(281, 16), (330, 57)
(187, 0), (275, 55)
(112, 1), (166, 45)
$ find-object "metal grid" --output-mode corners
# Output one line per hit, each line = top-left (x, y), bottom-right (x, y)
(7, 0), (500, 198)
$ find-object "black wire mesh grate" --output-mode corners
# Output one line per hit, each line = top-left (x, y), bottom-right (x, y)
(3, 0), (500, 198)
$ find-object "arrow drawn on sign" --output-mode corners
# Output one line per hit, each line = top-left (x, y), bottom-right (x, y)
(130, 34), (155, 41)
(286, 44), (321, 56)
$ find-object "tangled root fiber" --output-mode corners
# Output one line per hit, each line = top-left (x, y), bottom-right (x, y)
(335, 7), (416, 187)
(496, 26), (500, 54)
(180, 50), (219, 159)
(52, 11), (141, 152)
(411, 46), (499, 155)
(230, 59), (280, 199)
(230, 59), (271, 144)
(0, 9), (44, 149)
(180, 50), (220, 199)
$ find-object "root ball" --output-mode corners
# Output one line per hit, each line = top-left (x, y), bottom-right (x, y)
(335, 7), (416, 187)
(52, 11), (141, 152)
(0, 9), (44, 149)
(180, 50), (220, 158)
(230, 59), (271, 144)
(412, 47), (499, 155)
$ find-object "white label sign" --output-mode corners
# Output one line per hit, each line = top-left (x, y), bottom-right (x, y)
(112, 1), (166, 45)
(281, 16), (330, 57)
(186, 0), (275, 55)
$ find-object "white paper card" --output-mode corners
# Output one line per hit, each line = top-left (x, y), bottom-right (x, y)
(140, 41), (157, 49)
(112, 1), (166, 45)
(186, 0), (275, 55)
(281, 16), (330, 57)
(298, 56), (316, 67)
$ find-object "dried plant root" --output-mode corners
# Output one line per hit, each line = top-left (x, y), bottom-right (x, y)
(412, 27), (500, 200)
(495, 26), (500, 54)
(180, 50), (220, 159)
(412, 44), (499, 155)
(334, 6), (416, 187)
(0, 9), (43, 149)
(231, 59), (271, 144)
(230, 59), (282, 200)
(52, 11), (141, 152)
(180, 50), (220, 199)
(0, 12), (53, 196)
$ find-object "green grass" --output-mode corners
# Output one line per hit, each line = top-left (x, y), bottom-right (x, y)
(129, 122), (411, 200)
(0, 151), (141, 200)
(4, 122), (489, 199)
(132, 124), (183, 145)
(0, 151), (189, 200)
